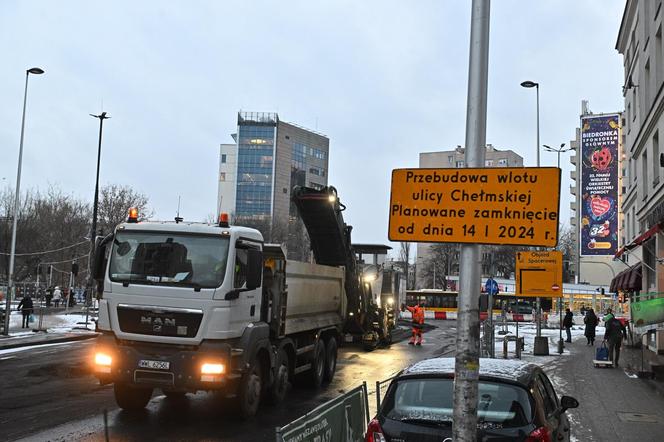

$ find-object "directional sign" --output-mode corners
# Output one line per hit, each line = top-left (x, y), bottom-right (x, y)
(515, 251), (563, 298)
(388, 167), (561, 247)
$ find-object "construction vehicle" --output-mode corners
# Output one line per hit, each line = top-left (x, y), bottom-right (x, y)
(92, 185), (390, 416)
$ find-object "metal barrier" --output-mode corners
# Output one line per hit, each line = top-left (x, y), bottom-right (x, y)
(502, 335), (525, 359)
(276, 382), (369, 442)
(374, 376), (395, 412)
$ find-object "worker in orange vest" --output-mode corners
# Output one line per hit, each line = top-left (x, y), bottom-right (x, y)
(402, 302), (425, 345)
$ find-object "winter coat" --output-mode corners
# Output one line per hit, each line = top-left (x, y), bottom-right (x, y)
(53, 289), (61, 300)
(584, 312), (599, 338)
(406, 305), (425, 325)
(604, 317), (627, 342)
(17, 296), (34, 314)
(563, 311), (574, 328)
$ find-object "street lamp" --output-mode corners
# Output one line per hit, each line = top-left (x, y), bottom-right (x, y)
(3, 67), (44, 336)
(84, 112), (110, 326)
(543, 143), (573, 168)
(520, 80), (540, 167)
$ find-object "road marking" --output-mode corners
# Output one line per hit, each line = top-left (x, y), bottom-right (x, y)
(0, 356), (16, 361)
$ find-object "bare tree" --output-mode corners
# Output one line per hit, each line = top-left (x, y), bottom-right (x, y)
(420, 243), (460, 289)
(557, 224), (575, 283)
(97, 184), (153, 235)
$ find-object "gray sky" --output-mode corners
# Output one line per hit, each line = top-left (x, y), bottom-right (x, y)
(0, 1), (625, 253)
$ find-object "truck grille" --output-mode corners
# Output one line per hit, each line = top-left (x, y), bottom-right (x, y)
(117, 305), (203, 338)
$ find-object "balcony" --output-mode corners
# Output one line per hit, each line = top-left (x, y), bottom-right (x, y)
(570, 170), (577, 181)
(570, 155), (577, 166)
(570, 201), (577, 211)
(570, 185), (576, 195)
(570, 217), (577, 226)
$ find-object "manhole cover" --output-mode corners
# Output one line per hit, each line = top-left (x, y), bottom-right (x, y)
(616, 412), (661, 423)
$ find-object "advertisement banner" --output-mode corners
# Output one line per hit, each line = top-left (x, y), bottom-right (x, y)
(580, 114), (620, 256)
(277, 384), (368, 442)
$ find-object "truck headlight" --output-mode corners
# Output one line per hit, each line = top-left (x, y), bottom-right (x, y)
(201, 362), (225, 382)
(94, 352), (112, 373)
(201, 362), (225, 375)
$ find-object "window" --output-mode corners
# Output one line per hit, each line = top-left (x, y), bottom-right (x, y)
(309, 167), (325, 177)
(448, 155), (454, 164)
(643, 150), (649, 199)
(234, 248), (248, 288)
(498, 158), (508, 166)
(109, 232), (230, 289)
(221, 154), (227, 164)
(382, 378), (533, 428)
(219, 172), (226, 182)
(485, 159), (494, 167)
(456, 160), (465, 168)
(654, 132), (660, 186)
(539, 374), (560, 414)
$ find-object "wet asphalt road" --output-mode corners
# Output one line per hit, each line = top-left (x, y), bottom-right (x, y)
(1, 321), (457, 442)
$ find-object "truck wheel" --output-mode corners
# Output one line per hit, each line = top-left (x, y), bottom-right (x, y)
(114, 383), (153, 411)
(238, 359), (262, 418)
(306, 340), (325, 388)
(323, 337), (337, 383)
(268, 349), (290, 404)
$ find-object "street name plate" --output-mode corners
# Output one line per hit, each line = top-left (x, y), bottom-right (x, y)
(515, 250), (563, 298)
(388, 167), (561, 246)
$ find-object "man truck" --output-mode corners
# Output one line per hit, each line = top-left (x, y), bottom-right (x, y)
(92, 186), (389, 416)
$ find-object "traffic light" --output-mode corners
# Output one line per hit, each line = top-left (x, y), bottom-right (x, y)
(72, 261), (79, 277)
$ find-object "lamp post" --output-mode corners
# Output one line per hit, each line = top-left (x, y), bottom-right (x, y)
(543, 143), (573, 168)
(84, 112), (110, 328)
(521, 79), (549, 354)
(3, 67), (44, 336)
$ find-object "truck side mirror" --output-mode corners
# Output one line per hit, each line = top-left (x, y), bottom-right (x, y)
(246, 249), (263, 290)
(93, 242), (108, 282)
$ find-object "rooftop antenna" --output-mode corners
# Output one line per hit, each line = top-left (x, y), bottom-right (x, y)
(175, 196), (183, 223)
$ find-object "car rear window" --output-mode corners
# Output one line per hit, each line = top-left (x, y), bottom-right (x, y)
(382, 378), (533, 428)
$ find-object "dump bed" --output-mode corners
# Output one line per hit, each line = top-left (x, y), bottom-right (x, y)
(283, 261), (345, 335)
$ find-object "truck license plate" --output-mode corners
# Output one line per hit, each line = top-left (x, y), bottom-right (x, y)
(138, 359), (170, 370)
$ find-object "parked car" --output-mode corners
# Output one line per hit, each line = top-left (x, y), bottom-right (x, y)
(366, 358), (578, 442)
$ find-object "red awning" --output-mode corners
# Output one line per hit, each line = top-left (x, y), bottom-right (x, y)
(615, 223), (662, 258)
(625, 263), (643, 291)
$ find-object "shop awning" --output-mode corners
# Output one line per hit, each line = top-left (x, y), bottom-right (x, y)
(610, 264), (643, 293)
(614, 223), (662, 258)
(625, 263), (643, 291)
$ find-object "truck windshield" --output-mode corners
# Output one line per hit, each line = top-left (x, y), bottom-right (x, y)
(109, 231), (230, 289)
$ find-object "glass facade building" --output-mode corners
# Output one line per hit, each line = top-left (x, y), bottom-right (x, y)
(235, 124), (276, 217)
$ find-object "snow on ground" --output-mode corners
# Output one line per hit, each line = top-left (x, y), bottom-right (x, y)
(0, 340), (81, 356)
(5, 310), (95, 337)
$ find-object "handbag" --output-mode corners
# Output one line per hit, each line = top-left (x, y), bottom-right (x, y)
(595, 342), (609, 361)
(29, 314), (35, 324)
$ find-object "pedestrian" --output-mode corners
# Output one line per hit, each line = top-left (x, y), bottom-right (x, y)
(604, 315), (627, 367)
(402, 302), (425, 345)
(16, 295), (34, 329)
(584, 308), (599, 345)
(45, 286), (53, 307)
(580, 304), (587, 316)
(603, 308), (614, 324)
(563, 308), (574, 343)
(53, 286), (62, 308)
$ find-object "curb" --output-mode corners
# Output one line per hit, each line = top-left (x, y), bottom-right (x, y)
(0, 332), (99, 351)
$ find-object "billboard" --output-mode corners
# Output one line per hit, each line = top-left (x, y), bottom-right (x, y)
(580, 114), (620, 256)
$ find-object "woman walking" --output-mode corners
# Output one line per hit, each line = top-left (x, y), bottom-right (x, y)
(584, 308), (599, 345)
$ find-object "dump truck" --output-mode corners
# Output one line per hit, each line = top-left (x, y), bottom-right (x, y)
(92, 186), (389, 416)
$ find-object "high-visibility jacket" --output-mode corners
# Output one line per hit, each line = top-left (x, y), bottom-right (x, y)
(407, 305), (424, 325)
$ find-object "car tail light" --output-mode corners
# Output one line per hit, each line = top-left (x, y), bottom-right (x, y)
(365, 418), (387, 442)
(526, 426), (551, 442)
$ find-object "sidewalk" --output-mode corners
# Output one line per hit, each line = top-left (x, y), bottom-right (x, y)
(0, 307), (98, 351)
(543, 334), (664, 441)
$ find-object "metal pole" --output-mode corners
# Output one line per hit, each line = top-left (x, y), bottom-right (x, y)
(535, 83), (542, 340)
(87, 112), (109, 310)
(4, 70), (37, 336)
(453, 1), (490, 440)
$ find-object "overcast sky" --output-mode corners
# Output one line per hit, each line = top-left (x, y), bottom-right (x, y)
(0, 1), (626, 255)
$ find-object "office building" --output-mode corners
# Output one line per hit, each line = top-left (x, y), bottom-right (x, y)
(218, 112), (329, 260)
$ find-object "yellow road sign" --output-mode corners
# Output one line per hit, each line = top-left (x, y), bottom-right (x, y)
(515, 251), (563, 298)
(388, 167), (561, 247)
